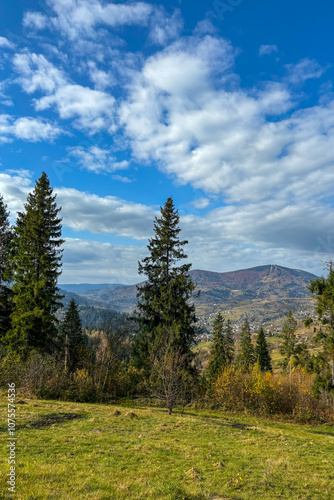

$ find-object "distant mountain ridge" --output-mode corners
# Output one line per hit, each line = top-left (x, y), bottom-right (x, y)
(59, 283), (125, 294)
(61, 265), (318, 327)
(190, 265), (317, 299)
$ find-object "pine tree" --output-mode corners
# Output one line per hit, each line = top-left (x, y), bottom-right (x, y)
(0, 195), (13, 342)
(62, 299), (85, 372)
(255, 326), (272, 372)
(133, 197), (198, 374)
(224, 319), (235, 364)
(6, 172), (64, 357)
(237, 318), (255, 371)
(309, 264), (334, 389)
(208, 312), (226, 381)
(279, 310), (297, 372)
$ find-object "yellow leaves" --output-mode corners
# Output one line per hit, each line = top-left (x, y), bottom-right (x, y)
(212, 364), (326, 422)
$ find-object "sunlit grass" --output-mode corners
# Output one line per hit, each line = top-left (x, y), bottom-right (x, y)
(1, 395), (334, 499)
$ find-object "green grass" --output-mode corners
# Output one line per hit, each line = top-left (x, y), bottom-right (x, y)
(1, 395), (334, 499)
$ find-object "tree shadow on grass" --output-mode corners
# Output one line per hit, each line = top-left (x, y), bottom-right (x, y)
(309, 430), (334, 437)
(151, 408), (250, 430)
(27, 412), (87, 429)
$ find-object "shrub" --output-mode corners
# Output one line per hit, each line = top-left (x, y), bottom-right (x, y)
(212, 364), (334, 423)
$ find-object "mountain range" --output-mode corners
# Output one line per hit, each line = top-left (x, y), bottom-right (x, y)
(59, 264), (318, 328)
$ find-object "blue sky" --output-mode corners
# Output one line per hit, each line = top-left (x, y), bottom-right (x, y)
(0, 0), (334, 283)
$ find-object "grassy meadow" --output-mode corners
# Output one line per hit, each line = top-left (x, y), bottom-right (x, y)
(1, 395), (334, 499)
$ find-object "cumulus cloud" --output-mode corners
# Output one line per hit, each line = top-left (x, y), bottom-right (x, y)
(87, 61), (116, 90)
(13, 52), (66, 93)
(61, 238), (146, 283)
(148, 8), (183, 46)
(259, 44), (278, 56)
(0, 170), (332, 280)
(69, 145), (129, 173)
(57, 188), (157, 238)
(13, 51), (116, 133)
(119, 34), (334, 210)
(24, 0), (153, 40)
(0, 170), (156, 239)
(190, 198), (210, 209)
(193, 19), (217, 36)
(23, 11), (49, 31)
(0, 115), (63, 143)
(285, 58), (329, 84)
(36, 84), (116, 132)
(0, 37), (15, 49)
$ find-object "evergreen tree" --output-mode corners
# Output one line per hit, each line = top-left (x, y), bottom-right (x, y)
(62, 298), (85, 372)
(255, 326), (272, 372)
(208, 312), (226, 381)
(6, 172), (64, 357)
(0, 195), (13, 342)
(279, 310), (298, 372)
(237, 318), (255, 371)
(224, 319), (235, 364)
(133, 197), (198, 374)
(309, 264), (334, 389)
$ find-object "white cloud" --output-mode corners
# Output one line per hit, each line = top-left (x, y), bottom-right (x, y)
(148, 8), (183, 46)
(111, 175), (132, 183)
(119, 35), (334, 211)
(25, 0), (153, 40)
(13, 52), (66, 93)
(57, 188), (157, 238)
(285, 58), (329, 84)
(69, 145), (129, 173)
(0, 37), (15, 50)
(36, 84), (116, 132)
(61, 238), (145, 284)
(0, 115), (63, 143)
(13, 51), (116, 133)
(191, 198), (210, 209)
(23, 11), (49, 31)
(193, 19), (217, 36)
(87, 61), (116, 90)
(0, 170), (33, 217)
(0, 170), (332, 280)
(0, 170), (156, 239)
(259, 44), (278, 56)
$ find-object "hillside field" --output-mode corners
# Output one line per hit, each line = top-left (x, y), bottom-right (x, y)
(1, 396), (333, 499)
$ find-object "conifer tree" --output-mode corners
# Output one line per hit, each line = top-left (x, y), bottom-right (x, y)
(255, 326), (272, 372)
(279, 310), (297, 372)
(62, 298), (85, 372)
(208, 312), (226, 380)
(224, 319), (235, 365)
(309, 264), (334, 389)
(0, 195), (13, 342)
(133, 197), (198, 374)
(237, 318), (255, 371)
(6, 172), (64, 357)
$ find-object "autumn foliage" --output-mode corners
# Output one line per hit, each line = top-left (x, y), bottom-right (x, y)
(212, 364), (333, 424)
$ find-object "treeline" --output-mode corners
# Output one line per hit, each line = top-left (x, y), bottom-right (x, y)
(0, 173), (334, 423)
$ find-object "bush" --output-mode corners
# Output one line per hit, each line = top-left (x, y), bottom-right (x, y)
(212, 364), (334, 423)
(0, 352), (23, 386)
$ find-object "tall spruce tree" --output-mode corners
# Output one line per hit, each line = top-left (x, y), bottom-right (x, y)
(255, 326), (272, 372)
(309, 264), (334, 389)
(224, 319), (235, 365)
(6, 172), (64, 357)
(0, 195), (13, 342)
(279, 310), (297, 372)
(133, 197), (198, 374)
(62, 298), (85, 372)
(237, 318), (255, 371)
(208, 312), (226, 381)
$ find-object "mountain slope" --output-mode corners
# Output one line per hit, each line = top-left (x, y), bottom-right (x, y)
(65, 265), (318, 327)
